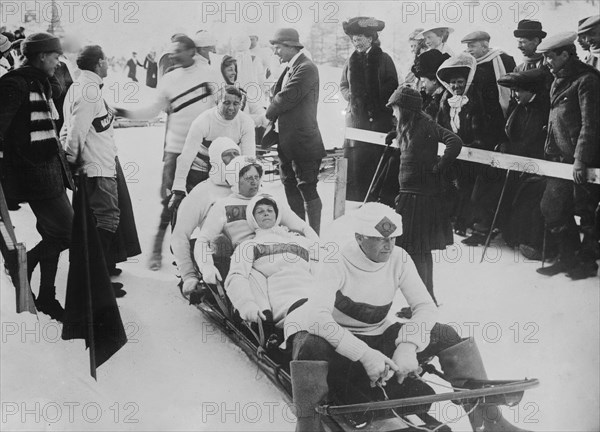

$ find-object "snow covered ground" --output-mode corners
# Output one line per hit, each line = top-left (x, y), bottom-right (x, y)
(2, 47), (600, 432)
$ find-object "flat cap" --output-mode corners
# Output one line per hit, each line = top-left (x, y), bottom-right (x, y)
(537, 31), (577, 53)
(497, 69), (547, 91)
(461, 31), (491, 43)
(343, 17), (385, 36)
(577, 15), (600, 35)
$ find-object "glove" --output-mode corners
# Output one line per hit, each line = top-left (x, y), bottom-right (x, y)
(237, 301), (267, 322)
(168, 190), (185, 213)
(359, 348), (399, 386)
(573, 159), (587, 184)
(181, 278), (200, 297)
(385, 130), (397, 146)
(200, 264), (222, 285)
(392, 343), (419, 384)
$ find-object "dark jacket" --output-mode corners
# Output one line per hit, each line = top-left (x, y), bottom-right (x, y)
(545, 58), (600, 166)
(340, 45), (398, 132)
(144, 56), (158, 88)
(398, 116), (462, 195)
(0, 66), (72, 202)
(473, 52), (516, 118)
(52, 61), (74, 132)
(504, 94), (549, 159)
(266, 53), (326, 162)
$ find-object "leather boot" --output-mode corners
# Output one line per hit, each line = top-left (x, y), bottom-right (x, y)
(536, 223), (579, 277)
(35, 286), (64, 321)
(304, 198), (322, 235)
(438, 338), (529, 432)
(98, 229), (127, 298)
(290, 360), (328, 432)
(148, 225), (167, 271)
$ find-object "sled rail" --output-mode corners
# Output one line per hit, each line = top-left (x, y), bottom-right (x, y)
(345, 127), (600, 184)
(317, 378), (540, 416)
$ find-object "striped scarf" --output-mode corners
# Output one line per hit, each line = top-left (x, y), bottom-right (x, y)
(29, 81), (60, 150)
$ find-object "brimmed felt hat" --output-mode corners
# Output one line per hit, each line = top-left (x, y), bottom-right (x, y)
(352, 202), (403, 238)
(415, 27), (454, 40)
(409, 28), (425, 41)
(577, 15), (600, 35)
(411, 49), (451, 79)
(461, 31), (491, 43)
(537, 32), (577, 53)
(497, 69), (547, 92)
(269, 28), (304, 48)
(514, 20), (547, 39)
(386, 86), (423, 112)
(342, 17), (385, 36)
(21, 32), (63, 56)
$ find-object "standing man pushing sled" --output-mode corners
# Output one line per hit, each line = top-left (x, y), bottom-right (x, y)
(289, 203), (528, 432)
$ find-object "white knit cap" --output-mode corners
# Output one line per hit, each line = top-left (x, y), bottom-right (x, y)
(208, 137), (239, 186)
(194, 30), (217, 47)
(352, 202), (403, 238)
(0, 35), (11, 53)
(246, 193), (283, 231)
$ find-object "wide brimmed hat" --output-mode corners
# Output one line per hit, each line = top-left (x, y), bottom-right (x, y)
(269, 28), (304, 48)
(415, 27), (454, 40)
(386, 86), (423, 112)
(437, 66), (471, 84)
(412, 49), (451, 79)
(578, 15), (600, 35)
(497, 69), (547, 92)
(343, 17), (385, 36)
(514, 19), (547, 39)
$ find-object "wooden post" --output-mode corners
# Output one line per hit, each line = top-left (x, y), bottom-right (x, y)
(333, 157), (347, 220)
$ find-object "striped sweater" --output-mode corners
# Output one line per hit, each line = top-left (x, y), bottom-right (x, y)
(295, 241), (438, 361)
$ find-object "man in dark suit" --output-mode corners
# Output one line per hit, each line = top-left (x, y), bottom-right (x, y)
(266, 28), (326, 234)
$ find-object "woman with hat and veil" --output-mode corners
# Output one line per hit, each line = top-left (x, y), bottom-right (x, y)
(340, 17), (399, 205)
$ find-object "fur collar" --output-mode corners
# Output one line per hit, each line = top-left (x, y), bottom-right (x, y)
(348, 45), (384, 118)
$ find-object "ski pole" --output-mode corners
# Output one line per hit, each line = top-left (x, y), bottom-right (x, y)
(480, 169), (512, 263)
(363, 141), (394, 205)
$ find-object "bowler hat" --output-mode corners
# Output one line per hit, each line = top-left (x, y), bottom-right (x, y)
(343, 17), (385, 36)
(514, 20), (547, 39)
(269, 28), (304, 48)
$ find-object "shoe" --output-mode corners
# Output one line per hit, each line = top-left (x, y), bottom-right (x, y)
(148, 252), (162, 271)
(461, 233), (487, 246)
(472, 222), (490, 233)
(35, 287), (64, 321)
(454, 227), (467, 237)
(519, 244), (543, 261)
(112, 282), (127, 298)
(536, 259), (575, 277)
(566, 262), (599, 280)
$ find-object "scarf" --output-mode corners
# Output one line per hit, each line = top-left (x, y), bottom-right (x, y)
(521, 53), (544, 70)
(476, 48), (511, 117)
(447, 95), (470, 133)
(588, 47), (600, 71)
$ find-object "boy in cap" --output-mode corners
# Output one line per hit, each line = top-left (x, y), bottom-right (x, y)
(0, 32), (73, 320)
(536, 32), (600, 279)
(266, 28), (326, 234)
(495, 69), (552, 260)
(289, 203), (528, 432)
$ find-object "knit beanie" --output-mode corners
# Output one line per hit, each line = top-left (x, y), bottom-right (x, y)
(386, 86), (423, 111)
(0, 35), (10, 53)
(21, 32), (63, 57)
(352, 202), (403, 238)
